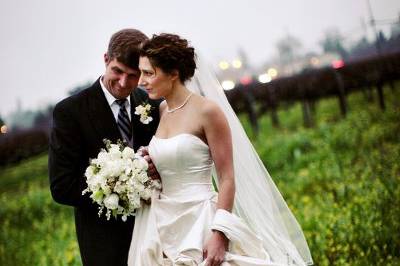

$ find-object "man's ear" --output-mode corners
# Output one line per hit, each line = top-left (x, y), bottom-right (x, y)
(104, 53), (110, 65)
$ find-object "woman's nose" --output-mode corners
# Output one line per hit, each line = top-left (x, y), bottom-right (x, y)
(138, 75), (146, 86)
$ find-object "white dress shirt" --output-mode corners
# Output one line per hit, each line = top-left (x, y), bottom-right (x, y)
(100, 77), (132, 121)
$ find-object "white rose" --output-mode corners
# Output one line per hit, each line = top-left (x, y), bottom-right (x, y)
(106, 160), (124, 177)
(108, 144), (122, 160)
(84, 165), (96, 179)
(135, 105), (145, 115)
(114, 181), (126, 194)
(119, 173), (130, 182)
(122, 146), (135, 160)
(88, 175), (103, 191)
(133, 157), (148, 171)
(151, 180), (162, 190)
(124, 167), (132, 176)
(99, 163), (111, 177)
(100, 180), (112, 195)
(135, 183), (145, 193)
(104, 193), (119, 210)
(128, 193), (141, 209)
(95, 150), (110, 166)
(137, 171), (149, 183)
(140, 188), (152, 200)
(130, 165), (141, 176)
(140, 115), (153, 124)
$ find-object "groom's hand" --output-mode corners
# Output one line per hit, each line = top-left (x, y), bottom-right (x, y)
(203, 230), (228, 266)
(138, 146), (161, 181)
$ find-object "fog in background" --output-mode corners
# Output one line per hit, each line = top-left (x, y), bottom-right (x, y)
(0, 0), (399, 120)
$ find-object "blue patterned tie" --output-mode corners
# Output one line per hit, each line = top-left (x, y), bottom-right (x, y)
(115, 99), (132, 143)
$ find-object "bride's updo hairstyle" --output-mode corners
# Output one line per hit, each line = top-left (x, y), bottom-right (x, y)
(140, 33), (196, 83)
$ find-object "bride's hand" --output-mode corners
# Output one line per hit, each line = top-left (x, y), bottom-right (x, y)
(139, 146), (161, 181)
(203, 230), (228, 266)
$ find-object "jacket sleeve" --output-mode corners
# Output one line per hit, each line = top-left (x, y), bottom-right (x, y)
(48, 100), (89, 207)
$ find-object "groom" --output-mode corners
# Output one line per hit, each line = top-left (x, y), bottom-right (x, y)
(48, 29), (160, 265)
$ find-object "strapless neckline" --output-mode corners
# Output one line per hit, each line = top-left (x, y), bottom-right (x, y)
(130, 132), (275, 266)
(152, 133), (209, 149)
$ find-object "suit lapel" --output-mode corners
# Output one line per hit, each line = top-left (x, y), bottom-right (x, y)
(130, 88), (156, 150)
(130, 89), (144, 150)
(86, 81), (155, 150)
(87, 79), (121, 143)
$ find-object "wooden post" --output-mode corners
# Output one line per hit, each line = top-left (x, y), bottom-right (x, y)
(376, 82), (385, 110)
(302, 99), (313, 128)
(269, 88), (280, 128)
(389, 80), (395, 92)
(270, 106), (280, 128)
(310, 99), (317, 114)
(361, 86), (374, 102)
(334, 71), (347, 117)
(242, 90), (259, 135)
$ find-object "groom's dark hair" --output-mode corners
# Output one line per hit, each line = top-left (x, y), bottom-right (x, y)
(107, 29), (148, 70)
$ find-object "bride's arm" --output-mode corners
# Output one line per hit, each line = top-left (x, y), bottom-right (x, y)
(202, 100), (235, 266)
(203, 100), (235, 211)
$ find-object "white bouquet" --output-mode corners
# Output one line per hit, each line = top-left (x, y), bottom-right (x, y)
(82, 139), (161, 221)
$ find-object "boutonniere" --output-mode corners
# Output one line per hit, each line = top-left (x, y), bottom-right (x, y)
(134, 102), (153, 124)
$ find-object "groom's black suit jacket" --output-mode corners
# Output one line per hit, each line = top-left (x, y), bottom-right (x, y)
(48, 78), (160, 266)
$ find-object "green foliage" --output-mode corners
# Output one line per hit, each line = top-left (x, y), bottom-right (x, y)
(0, 87), (399, 265)
(243, 88), (400, 265)
(0, 155), (81, 266)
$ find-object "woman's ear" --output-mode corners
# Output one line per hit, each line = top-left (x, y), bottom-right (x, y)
(170, 69), (179, 81)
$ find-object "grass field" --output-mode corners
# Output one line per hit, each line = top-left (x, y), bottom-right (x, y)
(1, 87), (399, 265)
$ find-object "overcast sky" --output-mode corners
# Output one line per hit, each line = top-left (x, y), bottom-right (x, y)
(0, 0), (399, 118)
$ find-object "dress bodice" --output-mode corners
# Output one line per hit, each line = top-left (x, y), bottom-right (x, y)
(130, 133), (287, 266)
(148, 133), (214, 196)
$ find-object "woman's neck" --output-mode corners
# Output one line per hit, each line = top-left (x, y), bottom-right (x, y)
(164, 83), (192, 111)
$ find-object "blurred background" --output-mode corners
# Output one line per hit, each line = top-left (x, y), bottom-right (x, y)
(1, 0), (399, 265)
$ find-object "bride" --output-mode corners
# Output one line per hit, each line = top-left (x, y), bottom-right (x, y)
(128, 33), (313, 266)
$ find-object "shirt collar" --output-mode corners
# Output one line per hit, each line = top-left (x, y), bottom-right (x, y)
(100, 76), (131, 106)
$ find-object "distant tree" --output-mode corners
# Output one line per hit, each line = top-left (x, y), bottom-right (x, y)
(320, 28), (348, 59)
(276, 34), (302, 65)
(8, 109), (36, 129)
(68, 81), (93, 96)
(33, 105), (53, 132)
(237, 47), (250, 71)
(389, 14), (400, 38)
(8, 104), (53, 131)
(377, 31), (386, 45)
(350, 37), (370, 53)
(0, 116), (4, 126)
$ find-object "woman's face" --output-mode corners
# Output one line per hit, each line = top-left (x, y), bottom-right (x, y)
(138, 56), (175, 99)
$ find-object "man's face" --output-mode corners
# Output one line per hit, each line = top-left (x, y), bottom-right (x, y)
(102, 55), (141, 99)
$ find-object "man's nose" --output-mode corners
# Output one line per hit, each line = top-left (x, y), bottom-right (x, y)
(119, 74), (128, 88)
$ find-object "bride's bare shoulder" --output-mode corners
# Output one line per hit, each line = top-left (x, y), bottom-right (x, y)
(192, 94), (218, 113)
(192, 94), (226, 123)
(159, 100), (168, 116)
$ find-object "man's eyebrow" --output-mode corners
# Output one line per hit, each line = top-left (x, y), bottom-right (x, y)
(111, 66), (122, 71)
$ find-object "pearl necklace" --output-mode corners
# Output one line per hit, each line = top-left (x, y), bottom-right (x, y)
(166, 93), (193, 113)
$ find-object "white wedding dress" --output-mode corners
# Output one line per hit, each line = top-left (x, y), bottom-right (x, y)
(128, 133), (305, 266)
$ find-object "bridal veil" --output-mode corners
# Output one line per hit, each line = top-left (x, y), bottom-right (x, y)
(186, 56), (313, 266)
